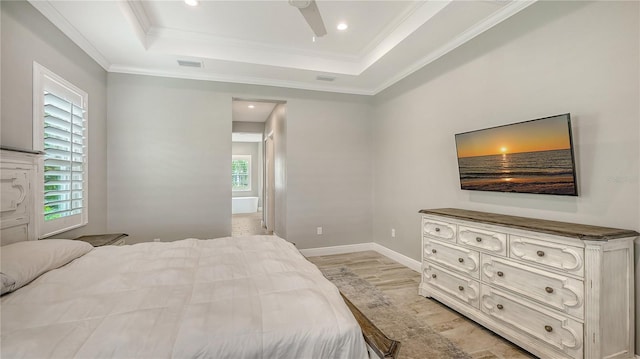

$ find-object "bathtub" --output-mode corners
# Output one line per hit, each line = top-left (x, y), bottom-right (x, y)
(232, 196), (259, 214)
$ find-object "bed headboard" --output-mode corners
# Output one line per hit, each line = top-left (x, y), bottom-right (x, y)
(1, 148), (41, 245)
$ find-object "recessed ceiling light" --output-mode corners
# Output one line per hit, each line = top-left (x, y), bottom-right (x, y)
(248, 105), (255, 109)
(184, 0), (199, 6)
(337, 23), (348, 31)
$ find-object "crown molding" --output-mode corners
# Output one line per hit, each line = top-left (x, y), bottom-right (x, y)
(126, 0), (151, 33)
(148, 27), (360, 63)
(108, 64), (375, 96)
(360, 0), (452, 72)
(28, 0), (111, 71)
(146, 27), (362, 75)
(357, 1), (427, 58)
(372, 0), (538, 95)
(118, 0), (151, 49)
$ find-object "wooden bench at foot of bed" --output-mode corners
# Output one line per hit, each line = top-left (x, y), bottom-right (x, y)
(340, 293), (401, 359)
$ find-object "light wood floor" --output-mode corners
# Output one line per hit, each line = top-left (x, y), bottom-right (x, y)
(231, 211), (271, 236)
(307, 251), (536, 359)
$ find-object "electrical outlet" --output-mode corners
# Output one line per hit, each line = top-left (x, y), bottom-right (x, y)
(316, 227), (323, 235)
(391, 228), (396, 238)
(153, 238), (161, 242)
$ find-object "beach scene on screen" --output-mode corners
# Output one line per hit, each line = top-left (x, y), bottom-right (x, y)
(455, 115), (577, 195)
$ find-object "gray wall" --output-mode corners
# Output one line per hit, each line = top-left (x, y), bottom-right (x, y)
(372, 0), (639, 260)
(265, 104), (287, 238)
(371, 1), (639, 352)
(232, 141), (260, 200)
(107, 74), (373, 248)
(107, 74), (232, 243)
(233, 121), (265, 134)
(1, 0), (108, 238)
(286, 100), (373, 249)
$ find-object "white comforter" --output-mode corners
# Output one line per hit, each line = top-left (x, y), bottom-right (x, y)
(1, 236), (368, 359)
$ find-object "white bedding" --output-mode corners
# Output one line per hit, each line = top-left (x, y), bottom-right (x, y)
(1, 235), (368, 358)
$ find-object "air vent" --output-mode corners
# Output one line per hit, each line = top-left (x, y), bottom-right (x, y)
(316, 75), (336, 82)
(177, 60), (203, 68)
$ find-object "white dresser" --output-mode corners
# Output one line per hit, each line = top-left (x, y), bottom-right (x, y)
(419, 208), (636, 359)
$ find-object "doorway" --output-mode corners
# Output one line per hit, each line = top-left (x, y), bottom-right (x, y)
(231, 98), (284, 237)
(231, 132), (268, 236)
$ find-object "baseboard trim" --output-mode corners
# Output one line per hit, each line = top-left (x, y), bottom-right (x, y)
(300, 242), (421, 273)
(299, 243), (374, 257)
(372, 243), (421, 273)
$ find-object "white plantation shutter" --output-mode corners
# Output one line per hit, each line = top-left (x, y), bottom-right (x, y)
(34, 63), (88, 237)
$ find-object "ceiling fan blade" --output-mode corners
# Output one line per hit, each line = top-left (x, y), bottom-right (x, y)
(296, 0), (327, 37)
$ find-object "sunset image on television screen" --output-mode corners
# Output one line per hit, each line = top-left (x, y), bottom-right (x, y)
(455, 114), (577, 195)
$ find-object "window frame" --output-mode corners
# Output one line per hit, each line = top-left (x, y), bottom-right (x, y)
(33, 62), (89, 238)
(232, 155), (252, 192)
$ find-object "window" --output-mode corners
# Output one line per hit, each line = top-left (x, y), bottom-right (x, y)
(33, 63), (88, 238)
(232, 155), (251, 191)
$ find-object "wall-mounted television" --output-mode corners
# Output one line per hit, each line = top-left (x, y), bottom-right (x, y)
(454, 113), (578, 196)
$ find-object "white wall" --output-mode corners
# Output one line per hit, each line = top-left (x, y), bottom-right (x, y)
(1, 0), (108, 237)
(372, 1), (639, 352)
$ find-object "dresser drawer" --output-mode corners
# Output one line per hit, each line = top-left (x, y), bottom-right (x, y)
(423, 218), (456, 242)
(480, 285), (583, 359)
(481, 256), (583, 319)
(425, 240), (480, 278)
(458, 225), (507, 256)
(510, 236), (584, 277)
(423, 263), (480, 308)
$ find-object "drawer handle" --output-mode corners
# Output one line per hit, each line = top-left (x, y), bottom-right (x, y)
(497, 271), (504, 277)
(537, 250), (545, 257)
(458, 285), (464, 291)
(545, 286), (554, 294)
(435, 227), (441, 232)
(475, 237), (482, 242)
(458, 258), (464, 263)
(431, 249), (437, 254)
(496, 304), (503, 310)
(431, 274), (437, 279)
(544, 325), (553, 333)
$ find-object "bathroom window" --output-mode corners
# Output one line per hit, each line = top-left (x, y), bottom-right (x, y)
(232, 155), (251, 191)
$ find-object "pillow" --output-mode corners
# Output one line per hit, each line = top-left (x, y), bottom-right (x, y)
(1, 239), (93, 295)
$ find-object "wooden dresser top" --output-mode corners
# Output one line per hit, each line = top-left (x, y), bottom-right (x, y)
(419, 208), (639, 241)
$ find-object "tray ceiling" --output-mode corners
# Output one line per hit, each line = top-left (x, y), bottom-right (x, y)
(29, 0), (536, 95)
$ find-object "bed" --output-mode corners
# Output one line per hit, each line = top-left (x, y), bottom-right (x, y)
(1, 235), (369, 358)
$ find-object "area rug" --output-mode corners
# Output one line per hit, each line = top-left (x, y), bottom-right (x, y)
(321, 267), (472, 359)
